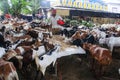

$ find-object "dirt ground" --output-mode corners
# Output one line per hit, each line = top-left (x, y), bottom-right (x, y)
(56, 54), (120, 80)
(17, 48), (120, 80)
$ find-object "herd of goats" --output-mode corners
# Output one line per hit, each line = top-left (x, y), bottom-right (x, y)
(0, 19), (120, 80)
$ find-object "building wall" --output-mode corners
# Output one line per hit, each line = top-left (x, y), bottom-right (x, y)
(107, 3), (120, 13)
(91, 17), (120, 24)
(56, 9), (69, 16)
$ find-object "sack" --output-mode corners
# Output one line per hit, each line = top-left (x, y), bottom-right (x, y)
(57, 19), (65, 26)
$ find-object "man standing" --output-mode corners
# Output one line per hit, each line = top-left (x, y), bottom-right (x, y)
(48, 8), (64, 34)
(5, 13), (11, 20)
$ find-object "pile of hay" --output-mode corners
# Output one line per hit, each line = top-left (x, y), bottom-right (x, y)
(49, 35), (77, 51)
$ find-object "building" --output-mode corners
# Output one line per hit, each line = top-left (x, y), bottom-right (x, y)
(107, 3), (120, 13)
(47, 0), (120, 24)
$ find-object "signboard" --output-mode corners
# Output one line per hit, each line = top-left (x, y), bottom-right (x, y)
(57, 9), (69, 16)
(52, 0), (108, 11)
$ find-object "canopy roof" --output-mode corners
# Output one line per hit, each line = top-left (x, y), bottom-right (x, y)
(54, 6), (120, 18)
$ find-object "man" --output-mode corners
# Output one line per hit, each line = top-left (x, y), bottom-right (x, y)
(48, 8), (64, 34)
(5, 13), (11, 20)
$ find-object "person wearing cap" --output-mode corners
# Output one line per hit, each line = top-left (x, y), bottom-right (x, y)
(5, 13), (11, 20)
(48, 9), (64, 34)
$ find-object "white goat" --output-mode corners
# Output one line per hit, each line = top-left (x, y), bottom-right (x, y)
(99, 37), (120, 53)
(0, 47), (6, 58)
(34, 45), (86, 75)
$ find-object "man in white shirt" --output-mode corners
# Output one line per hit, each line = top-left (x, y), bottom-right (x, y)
(48, 9), (64, 34)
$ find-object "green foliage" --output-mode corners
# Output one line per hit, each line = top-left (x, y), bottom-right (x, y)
(0, 1), (3, 12)
(63, 18), (94, 27)
(8, 0), (30, 16)
(69, 20), (94, 27)
(86, 22), (94, 27)
(29, 0), (41, 14)
(70, 20), (79, 26)
(64, 18), (71, 24)
(81, 20), (87, 25)
(0, 0), (43, 16)
(0, 0), (9, 14)
(21, 5), (34, 14)
(21, 0), (43, 14)
(81, 20), (94, 27)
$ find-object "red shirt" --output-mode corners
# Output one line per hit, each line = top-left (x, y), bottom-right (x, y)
(5, 14), (11, 19)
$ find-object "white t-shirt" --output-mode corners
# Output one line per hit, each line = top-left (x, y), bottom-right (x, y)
(48, 15), (64, 29)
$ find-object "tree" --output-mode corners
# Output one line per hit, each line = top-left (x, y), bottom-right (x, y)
(28, 0), (42, 14)
(0, 0), (42, 17)
(0, 0), (9, 14)
(9, 0), (30, 17)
